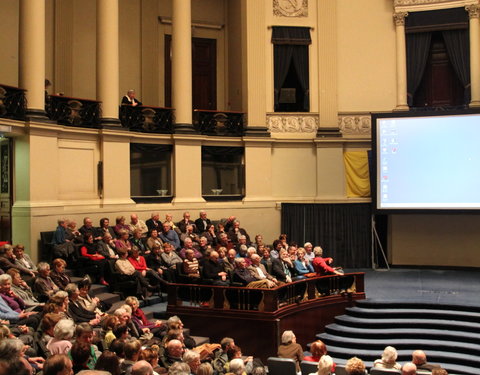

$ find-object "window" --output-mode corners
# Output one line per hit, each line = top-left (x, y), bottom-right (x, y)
(272, 26), (311, 112)
(202, 146), (244, 200)
(130, 143), (172, 203)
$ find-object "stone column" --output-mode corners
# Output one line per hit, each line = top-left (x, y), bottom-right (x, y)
(394, 12), (409, 111)
(97, 0), (120, 125)
(467, 4), (480, 107)
(19, 0), (46, 118)
(172, 0), (194, 132)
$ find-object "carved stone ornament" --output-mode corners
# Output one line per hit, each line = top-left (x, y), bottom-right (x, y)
(273, 0), (308, 17)
(267, 114), (318, 132)
(338, 114), (372, 135)
(394, 0), (460, 6)
(466, 4), (480, 18)
(393, 12), (409, 26)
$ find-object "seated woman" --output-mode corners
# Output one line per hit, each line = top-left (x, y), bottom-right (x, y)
(277, 330), (304, 373)
(65, 283), (100, 326)
(125, 296), (165, 338)
(114, 216), (130, 238)
(44, 291), (71, 321)
(33, 262), (61, 301)
(49, 258), (71, 290)
(304, 340), (336, 374)
(309, 355), (334, 375)
(80, 233), (109, 286)
(130, 229), (148, 255)
(294, 248), (314, 276)
(77, 277), (109, 315)
(7, 268), (42, 311)
(101, 315), (120, 350)
(146, 229), (163, 251)
(373, 346), (402, 370)
(128, 247), (163, 286)
(312, 246), (343, 276)
(46, 319), (75, 355)
(13, 244), (37, 273)
(115, 230), (132, 254)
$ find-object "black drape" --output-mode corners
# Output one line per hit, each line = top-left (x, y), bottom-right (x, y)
(291, 45), (310, 111)
(273, 45), (294, 111)
(406, 32), (432, 106)
(130, 143), (172, 153)
(442, 29), (471, 104)
(281, 203), (371, 268)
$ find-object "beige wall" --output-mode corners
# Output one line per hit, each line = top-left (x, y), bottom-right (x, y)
(0, 1), (19, 86)
(337, 0), (397, 112)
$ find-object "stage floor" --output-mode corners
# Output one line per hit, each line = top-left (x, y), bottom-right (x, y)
(348, 268), (480, 306)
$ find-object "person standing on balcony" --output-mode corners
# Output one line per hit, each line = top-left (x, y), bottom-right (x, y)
(121, 89), (142, 106)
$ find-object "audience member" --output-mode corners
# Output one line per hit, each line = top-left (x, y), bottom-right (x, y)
(95, 218), (116, 240)
(43, 354), (73, 375)
(122, 89), (143, 106)
(203, 251), (229, 286)
(50, 258), (71, 290)
(227, 221), (250, 245)
(401, 363), (417, 375)
(146, 213), (162, 234)
(95, 350), (122, 375)
(345, 357), (366, 375)
(177, 212), (195, 234)
(159, 223), (181, 250)
(412, 349), (440, 371)
(312, 247), (342, 276)
(33, 262), (60, 301)
(195, 211), (211, 234)
(374, 346), (401, 370)
(79, 234), (109, 286)
(129, 214), (148, 237)
(277, 330), (303, 372)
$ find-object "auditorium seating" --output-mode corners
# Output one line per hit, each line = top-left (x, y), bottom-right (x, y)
(314, 299), (480, 375)
(267, 357), (297, 375)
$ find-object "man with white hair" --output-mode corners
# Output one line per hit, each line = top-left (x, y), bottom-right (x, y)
(202, 251), (229, 286)
(247, 254), (280, 287)
(131, 360), (153, 375)
(232, 258), (271, 288)
(146, 212), (161, 233)
(229, 358), (246, 375)
(129, 214), (148, 237)
(160, 339), (184, 370)
(121, 89), (142, 106)
(195, 211), (211, 234)
(183, 350), (201, 374)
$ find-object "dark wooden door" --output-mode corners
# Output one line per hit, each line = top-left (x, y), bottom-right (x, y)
(165, 36), (217, 110)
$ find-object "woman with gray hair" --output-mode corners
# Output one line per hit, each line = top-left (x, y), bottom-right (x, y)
(65, 283), (100, 326)
(33, 262), (60, 301)
(373, 345), (402, 370)
(46, 319), (75, 355)
(277, 330), (304, 372)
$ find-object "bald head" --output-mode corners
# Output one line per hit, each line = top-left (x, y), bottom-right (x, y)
(412, 350), (427, 365)
(131, 361), (153, 375)
(402, 363), (417, 375)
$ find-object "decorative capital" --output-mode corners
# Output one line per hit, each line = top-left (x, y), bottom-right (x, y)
(393, 12), (409, 26)
(466, 4), (480, 19)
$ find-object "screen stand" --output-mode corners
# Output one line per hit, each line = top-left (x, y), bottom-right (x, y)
(371, 214), (390, 270)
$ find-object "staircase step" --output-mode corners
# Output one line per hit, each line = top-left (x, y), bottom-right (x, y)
(356, 299), (480, 313)
(334, 315), (480, 333)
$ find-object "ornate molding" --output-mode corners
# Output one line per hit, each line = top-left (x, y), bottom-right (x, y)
(338, 113), (371, 135)
(393, 12), (409, 26)
(466, 4), (480, 18)
(395, 0), (456, 5)
(394, 0), (479, 12)
(267, 113), (318, 132)
(273, 0), (308, 17)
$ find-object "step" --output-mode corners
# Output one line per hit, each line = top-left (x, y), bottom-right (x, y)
(191, 335), (210, 345)
(95, 292), (121, 306)
(334, 315), (480, 333)
(356, 299), (480, 313)
(315, 332), (480, 356)
(345, 306), (480, 322)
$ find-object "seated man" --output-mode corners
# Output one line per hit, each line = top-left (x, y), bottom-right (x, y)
(312, 246), (343, 276)
(247, 254), (280, 288)
(176, 211), (195, 234)
(160, 242), (183, 272)
(183, 250), (201, 280)
(234, 235), (249, 255)
(401, 363), (417, 375)
(65, 283), (100, 325)
(412, 350), (440, 371)
(128, 214), (148, 237)
(194, 211), (211, 234)
(178, 238), (202, 260)
(232, 258), (272, 288)
(159, 339), (184, 370)
(180, 225), (200, 247)
(216, 233), (234, 251)
(0, 244), (35, 280)
(271, 249), (299, 283)
(159, 223), (181, 250)
(222, 249), (237, 274)
(79, 217), (99, 240)
(228, 220), (251, 245)
(121, 89), (142, 106)
(202, 251), (229, 286)
(51, 219), (76, 261)
(146, 212), (162, 233)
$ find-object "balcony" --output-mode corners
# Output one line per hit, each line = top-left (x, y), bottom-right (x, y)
(46, 95), (101, 128)
(119, 105), (174, 134)
(0, 84), (26, 121)
(193, 109), (245, 136)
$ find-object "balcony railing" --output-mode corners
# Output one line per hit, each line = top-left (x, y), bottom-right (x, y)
(0, 84), (26, 121)
(46, 95), (101, 128)
(193, 109), (245, 136)
(167, 272), (363, 313)
(119, 105), (174, 134)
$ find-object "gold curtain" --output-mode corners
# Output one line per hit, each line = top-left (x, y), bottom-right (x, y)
(344, 151), (370, 197)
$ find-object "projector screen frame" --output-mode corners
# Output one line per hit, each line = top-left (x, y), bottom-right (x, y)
(371, 108), (480, 214)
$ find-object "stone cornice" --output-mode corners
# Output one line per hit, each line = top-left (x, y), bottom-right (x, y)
(394, 0), (479, 13)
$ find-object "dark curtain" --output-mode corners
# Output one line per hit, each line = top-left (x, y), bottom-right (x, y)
(273, 45), (294, 111)
(291, 45), (310, 111)
(442, 29), (471, 104)
(405, 7), (468, 33)
(281, 203), (372, 269)
(406, 32), (432, 106)
(201, 146), (244, 156)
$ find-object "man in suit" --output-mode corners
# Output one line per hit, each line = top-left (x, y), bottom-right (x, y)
(271, 249), (299, 283)
(412, 350), (440, 372)
(146, 212), (162, 234)
(194, 210), (211, 234)
(121, 89), (142, 106)
(177, 211), (196, 233)
(247, 254), (279, 288)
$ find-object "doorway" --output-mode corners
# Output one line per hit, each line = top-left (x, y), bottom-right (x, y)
(0, 138), (12, 242)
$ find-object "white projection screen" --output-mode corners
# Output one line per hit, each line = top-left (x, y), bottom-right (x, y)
(372, 110), (480, 212)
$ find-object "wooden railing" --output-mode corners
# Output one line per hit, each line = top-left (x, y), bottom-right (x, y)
(119, 105), (174, 133)
(0, 84), (26, 121)
(47, 94), (101, 128)
(167, 272), (363, 313)
(193, 109), (245, 136)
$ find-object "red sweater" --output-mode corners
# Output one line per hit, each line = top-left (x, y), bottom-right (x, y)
(128, 256), (147, 271)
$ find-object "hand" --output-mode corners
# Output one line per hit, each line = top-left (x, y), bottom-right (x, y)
(19, 325), (29, 334)
(89, 318), (100, 326)
(155, 320), (163, 327)
(142, 328), (150, 333)
(28, 357), (45, 364)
